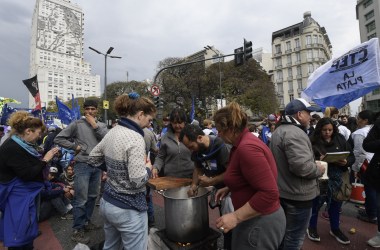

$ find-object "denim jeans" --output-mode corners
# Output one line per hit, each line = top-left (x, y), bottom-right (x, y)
(50, 196), (71, 215)
(72, 162), (101, 230)
(309, 195), (342, 230)
(280, 199), (312, 250)
(99, 199), (148, 250)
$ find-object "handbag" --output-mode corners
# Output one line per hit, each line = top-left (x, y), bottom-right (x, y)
(333, 170), (352, 202)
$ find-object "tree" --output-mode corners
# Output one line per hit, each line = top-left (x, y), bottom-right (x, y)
(104, 80), (150, 121)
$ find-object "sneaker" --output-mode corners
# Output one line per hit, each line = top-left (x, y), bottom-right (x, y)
(367, 232), (380, 248)
(321, 211), (329, 220)
(307, 227), (321, 242)
(330, 229), (350, 245)
(71, 229), (90, 244)
(357, 214), (377, 224)
(84, 221), (101, 231)
(60, 213), (74, 220)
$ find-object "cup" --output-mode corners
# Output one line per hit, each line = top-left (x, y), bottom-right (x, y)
(316, 160), (328, 179)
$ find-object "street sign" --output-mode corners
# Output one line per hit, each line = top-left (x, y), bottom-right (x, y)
(103, 100), (109, 109)
(150, 84), (160, 96)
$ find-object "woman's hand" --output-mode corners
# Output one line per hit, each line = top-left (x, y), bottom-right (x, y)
(215, 186), (230, 202)
(198, 175), (214, 187)
(216, 212), (238, 233)
(187, 184), (198, 197)
(43, 147), (60, 162)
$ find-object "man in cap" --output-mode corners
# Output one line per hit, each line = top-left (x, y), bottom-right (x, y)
(54, 99), (108, 244)
(270, 98), (326, 249)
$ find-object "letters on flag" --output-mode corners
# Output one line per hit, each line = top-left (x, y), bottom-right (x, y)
(302, 38), (380, 109)
(22, 75), (42, 110)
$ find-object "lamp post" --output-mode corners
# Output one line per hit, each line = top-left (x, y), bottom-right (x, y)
(89, 46), (121, 123)
(204, 45), (223, 108)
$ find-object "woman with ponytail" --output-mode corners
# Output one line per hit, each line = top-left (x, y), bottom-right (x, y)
(214, 102), (285, 249)
(88, 93), (156, 250)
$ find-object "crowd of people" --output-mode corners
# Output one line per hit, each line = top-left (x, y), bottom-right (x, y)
(1, 96), (380, 249)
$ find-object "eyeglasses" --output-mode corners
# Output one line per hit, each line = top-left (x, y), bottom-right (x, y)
(84, 107), (97, 111)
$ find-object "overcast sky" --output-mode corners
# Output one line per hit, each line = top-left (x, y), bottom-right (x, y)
(0, 0), (362, 113)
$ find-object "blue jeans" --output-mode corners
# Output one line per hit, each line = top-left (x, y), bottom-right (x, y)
(309, 195), (342, 230)
(99, 199), (148, 250)
(280, 199), (312, 250)
(72, 162), (101, 230)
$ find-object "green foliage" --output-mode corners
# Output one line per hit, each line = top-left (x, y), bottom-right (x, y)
(155, 56), (278, 120)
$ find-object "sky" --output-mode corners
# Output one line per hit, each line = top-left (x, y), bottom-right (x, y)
(0, 0), (362, 113)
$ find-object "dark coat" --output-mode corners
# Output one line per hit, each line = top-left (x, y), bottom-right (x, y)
(363, 121), (380, 191)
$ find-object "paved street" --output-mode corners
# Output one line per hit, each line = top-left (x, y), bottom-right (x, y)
(0, 191), (378, 250)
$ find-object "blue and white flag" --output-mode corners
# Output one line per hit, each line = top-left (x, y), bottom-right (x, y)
(302, 38), (380, 109)
(71, 94), (81, 120)
(56, 96), (73, 125)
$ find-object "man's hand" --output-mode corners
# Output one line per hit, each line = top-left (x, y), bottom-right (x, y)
(75, 145), (81, 155)
(85, 114), (98, 129)
(198, 175), (214, 187)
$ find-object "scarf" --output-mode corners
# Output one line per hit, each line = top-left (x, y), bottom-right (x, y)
(118, 117), (144, 137)
(278, 115), (307, 133)
(11, 134), (42, 158)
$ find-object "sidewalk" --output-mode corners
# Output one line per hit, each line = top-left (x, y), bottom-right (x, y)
(0, 192), (377, 250)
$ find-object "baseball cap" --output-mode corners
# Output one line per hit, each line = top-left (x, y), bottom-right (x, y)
(49, 167), (58, 174)
(285, 98), (321, 115)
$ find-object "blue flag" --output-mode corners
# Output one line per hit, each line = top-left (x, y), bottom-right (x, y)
(189, 96), (195, 122)
(56, 96), (73, 125)
(71, 94), (81, 120)
(302, 38), (380, 109)
(1, 104), (17, 125)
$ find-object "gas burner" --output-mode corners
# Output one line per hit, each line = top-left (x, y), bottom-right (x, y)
(156, 227), (221, 250)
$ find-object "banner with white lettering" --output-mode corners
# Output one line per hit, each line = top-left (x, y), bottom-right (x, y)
(302, 38), (380, 109)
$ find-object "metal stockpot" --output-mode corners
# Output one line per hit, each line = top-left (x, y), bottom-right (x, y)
(162, 186), (211, 243)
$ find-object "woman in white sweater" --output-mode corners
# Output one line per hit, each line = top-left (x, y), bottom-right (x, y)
(89, 93), (156, 250)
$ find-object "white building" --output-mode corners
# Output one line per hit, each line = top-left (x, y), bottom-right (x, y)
(29, 0), (100, 108)
(252, 47), (273, 73)
(271, 12), (332, 110)
(357, 0), (380, 112)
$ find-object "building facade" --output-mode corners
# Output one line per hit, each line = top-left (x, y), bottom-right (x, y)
(29, 0), (100, 108)
(271, 12), (332, 110)
(357, 0), (380, 112)
(252, 47), (273, 73)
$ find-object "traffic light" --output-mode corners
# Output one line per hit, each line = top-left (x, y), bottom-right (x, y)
(234, 47), (244, 66)
(153, 96), (160, 108)
(243, 39), (253, 61)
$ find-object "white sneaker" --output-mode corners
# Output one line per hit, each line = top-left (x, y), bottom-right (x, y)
(368, 232), (380, 248)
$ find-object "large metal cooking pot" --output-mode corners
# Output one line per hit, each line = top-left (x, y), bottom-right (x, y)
(163, 185), (211, 243)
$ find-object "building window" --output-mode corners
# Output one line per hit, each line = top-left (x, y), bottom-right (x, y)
(289, 94), (294, 101)
(288, 82), (293, 91)
(308, 64), (314, 73)
(276, 58), (282, 67)
(307, 50), (313, 59)
(365, 10), (375, 21)
(295, 52), (301, 63)
(287, 54), (292, 64)
(277, 71), (283, 80)
(297, 66), (302, 76)
(288, 68), (293, 77)
(306, 35), (312, 45)
(368, 33), (377, 39)
(367, 21), (376, 33)
(295, 38), (300, 48)
(373, 89), (380, 95)
(286, 41), (291, 51)
(364, 0), (373, 8)
(297, 79), (303, 89)
(275, 44), (281, 54)
(277, 83), (283, 93)
(313, 35), (318, 44)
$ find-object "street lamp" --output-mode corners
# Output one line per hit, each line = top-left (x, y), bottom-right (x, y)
(204, 45), (223, 108)
(89, 46), (121, 123)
